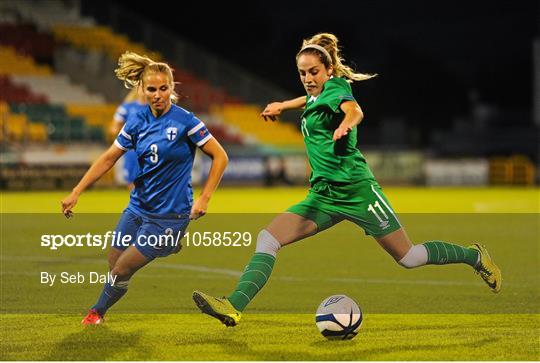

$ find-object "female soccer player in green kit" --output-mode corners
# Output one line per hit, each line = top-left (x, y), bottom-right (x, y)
(193, 33), (501, 327)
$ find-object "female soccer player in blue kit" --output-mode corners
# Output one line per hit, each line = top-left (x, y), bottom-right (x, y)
(61, 51), (228, 325)
(110, 87), (146, 189)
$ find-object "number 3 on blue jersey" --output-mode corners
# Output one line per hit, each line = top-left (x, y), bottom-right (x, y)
(113, 104), (214, 215)
(150, 144), (158, 163)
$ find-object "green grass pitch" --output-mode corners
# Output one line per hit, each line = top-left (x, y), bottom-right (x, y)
(1, 187), (539, 360)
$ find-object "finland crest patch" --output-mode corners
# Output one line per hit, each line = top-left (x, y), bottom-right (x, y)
(166, 127), (178, 141)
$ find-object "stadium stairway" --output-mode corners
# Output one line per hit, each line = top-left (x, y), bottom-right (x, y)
(52, 24), (160, 62)
(0, 46), (51, 76)
(50, 24), (240, 111)
(212, 105), (304, 147)
(0, 23), (55, 63)
(10, 74), (105, 104)
(0, 43), (106, 143)
(46, 24), (260, 145)
(1, 1), (304, 149)
(1, 102), (48, 143)
(47, 16), (302, 147)
(0, 74), (47, 104)
(1, 0), (95, 30)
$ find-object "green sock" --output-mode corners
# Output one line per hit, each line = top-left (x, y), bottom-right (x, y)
(228, 252), (275, 312)
(423, 241), (479, 267)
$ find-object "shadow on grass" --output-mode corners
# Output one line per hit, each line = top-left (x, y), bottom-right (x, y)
(43, 326), (151, 361)
(309, 337), (501, 360)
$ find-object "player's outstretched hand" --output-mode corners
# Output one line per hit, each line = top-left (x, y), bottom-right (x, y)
(61, 192), (79, 218)
(190, 198), (208, 220)
(260, 102), (283, 122)
(333, 125), (352, 141)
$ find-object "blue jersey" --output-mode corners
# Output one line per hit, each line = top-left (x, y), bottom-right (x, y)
(114, 100), (146, 124)
(114, 104), (212, 216)
(114, 101), (146, 183)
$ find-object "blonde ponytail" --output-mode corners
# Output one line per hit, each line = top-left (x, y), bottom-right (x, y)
(115, 52), (153, 89)
(297, 33), (377, 82)
(115, 51), (179, 103)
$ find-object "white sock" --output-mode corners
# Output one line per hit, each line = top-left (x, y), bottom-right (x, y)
(398, 245), (428, 268)
(254, 229), (281, 258)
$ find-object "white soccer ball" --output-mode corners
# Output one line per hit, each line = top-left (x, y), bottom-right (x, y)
(315, 295), (363, 340)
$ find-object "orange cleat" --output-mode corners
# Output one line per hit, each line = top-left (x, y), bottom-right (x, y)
(81, 309), (104, 325)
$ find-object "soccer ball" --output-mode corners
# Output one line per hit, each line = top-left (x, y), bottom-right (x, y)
(315, 295), (363, 340)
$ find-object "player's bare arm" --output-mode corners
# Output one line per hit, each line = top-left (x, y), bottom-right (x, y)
(333, 100), (364, 141)
(190, 137), (229, 220)
(61, 144), (125, 217)
(108, 120), (123, 141)
(260, 96), (306, 121)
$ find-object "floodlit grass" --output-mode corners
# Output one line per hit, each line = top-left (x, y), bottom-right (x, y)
(1, 186), (539, 213)
(1, 314), (538, 361)
(1, 187), (538, 360)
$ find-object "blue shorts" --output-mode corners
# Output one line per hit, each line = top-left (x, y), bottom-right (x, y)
(122, 150), (140, 184)
(112, 209), (190, 261)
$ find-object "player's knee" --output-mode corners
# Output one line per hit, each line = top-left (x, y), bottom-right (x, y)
(108, 249), (122, 271)
(110, 266), (132, 280)
(255, 229), (281, 258)
(397, 244), (428, 269)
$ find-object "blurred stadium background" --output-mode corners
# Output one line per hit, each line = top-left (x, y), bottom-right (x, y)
(1, 2), (539, 359)
(0, 0), (538, 191)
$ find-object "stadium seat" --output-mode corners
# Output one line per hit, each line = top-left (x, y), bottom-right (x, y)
(51, 25), (161, 61)
(0, 24), (55, 63)
(27, 122), (48, 142)
(0, 46), (52, 76)
(65, 104), (118, 127)
(1, 16), (287, 149)
(5, 113), (28, 141)
(213, 104), (304, 147)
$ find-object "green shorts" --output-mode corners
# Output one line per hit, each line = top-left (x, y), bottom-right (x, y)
(287, 179), (402, 237)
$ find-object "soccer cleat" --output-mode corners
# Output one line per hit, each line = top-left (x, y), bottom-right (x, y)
(81, 309), (104, 325)
(469, 243), (502, 293)
(192, 291), (241, 327)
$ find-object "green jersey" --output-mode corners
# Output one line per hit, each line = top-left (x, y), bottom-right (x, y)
(300, 77), (375, 185)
